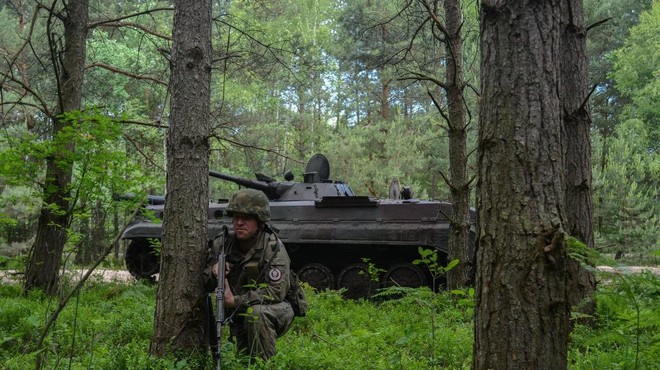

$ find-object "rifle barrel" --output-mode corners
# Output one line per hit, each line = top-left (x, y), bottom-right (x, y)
(215, 226), (228, 370)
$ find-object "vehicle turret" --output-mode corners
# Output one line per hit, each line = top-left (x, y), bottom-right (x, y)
(208, 154), (356, 201)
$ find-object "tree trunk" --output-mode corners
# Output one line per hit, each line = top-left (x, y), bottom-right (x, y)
(150, 0), (212, 358)
(75, 203), (91, 265)
(474, 1), (571, 368)
(444, 0), (473, 289)
(24, 0), (88, 296)
(113, 202), (120, 259)
(90, 199), (106, 262)
(560, 0), (597, 313)
(380, 79), (390, 119)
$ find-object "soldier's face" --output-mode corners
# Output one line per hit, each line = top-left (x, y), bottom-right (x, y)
(232, 213), (259, 241)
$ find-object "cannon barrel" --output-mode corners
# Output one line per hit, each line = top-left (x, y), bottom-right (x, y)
(209, 170), (279, 199)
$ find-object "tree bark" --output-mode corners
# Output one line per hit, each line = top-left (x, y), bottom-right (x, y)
(150, 0), (212, 358)
(24, 0), (89, 296)
(380, 79), (390, 119)
(444, 0), (473, 289)
(474, 1), (571, 368)
(560, 0), (597, 313)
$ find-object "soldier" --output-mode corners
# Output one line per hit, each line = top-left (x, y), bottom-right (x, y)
(206, 188), (294, 361)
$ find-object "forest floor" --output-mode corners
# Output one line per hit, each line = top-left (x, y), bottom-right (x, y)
(1, 266), (659, 285)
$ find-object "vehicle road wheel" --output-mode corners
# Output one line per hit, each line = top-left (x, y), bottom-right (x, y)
(125, 239), (160, 279)
(382, 263), (428, 289)
(337, 263), (374, 299)
(297, 263), (335, 291)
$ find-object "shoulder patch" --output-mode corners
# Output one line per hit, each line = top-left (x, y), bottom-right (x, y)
(268, 267), (283, 282)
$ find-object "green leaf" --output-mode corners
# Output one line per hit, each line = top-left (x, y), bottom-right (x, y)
(446, 259), (460, 270)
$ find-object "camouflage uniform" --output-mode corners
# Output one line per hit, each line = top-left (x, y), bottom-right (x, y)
(206, 189), (294, 360)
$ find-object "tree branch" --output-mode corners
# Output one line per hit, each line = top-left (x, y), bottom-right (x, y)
(211, 134), (305, 166)
(399, 70), (448, 90)
(0, 70), (54, 117)
(92, 21), (172, 41)
(586, 17), (612, 33)
(45, 0), (64, 113)
(419, 0), (449, 38)
(86, 62), (168, 86)
(119, 118), (168, 129)
(122, 133), (166, 171)
(87, 7), (174, 30)
(427, 89), (450, 127)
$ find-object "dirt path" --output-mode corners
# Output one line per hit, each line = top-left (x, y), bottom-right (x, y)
(1, 269), (136, 285)
(595, 265), (660, 276)
(2, 266), (658, 286)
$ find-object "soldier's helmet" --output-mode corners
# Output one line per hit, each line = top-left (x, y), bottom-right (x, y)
(225, 188), (271, 222)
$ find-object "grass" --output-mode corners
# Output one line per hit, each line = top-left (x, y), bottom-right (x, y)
(0, 271), (657, 369)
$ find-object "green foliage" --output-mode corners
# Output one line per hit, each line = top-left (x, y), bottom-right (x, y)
(584, 0), (658, 263)
(566, 243), (660, 368)
(0, 185), (40, 245)
(0, 107), (159, 259)
(0, 280), (473, 370)
(413, 247), (458, 291)
(567, 235), (605, 268)
(86, 28), (168, 114)
(372, 249), (471, 367)
(0, 126), (46, 246)
(275, 287), (473, 370)
(0, 254), (26, 270)
(610, 1), (660, 143)
(360, 257), (385, 282)
(0, 281), (164, 369)
(570, 272), (660, 369)
(322, 116), (452, 199)
(592, 119), (659, 257)
(1, 267), (659, 369)
(585, 0), (654, 132)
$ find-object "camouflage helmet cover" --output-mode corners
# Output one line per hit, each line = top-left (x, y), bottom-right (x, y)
(225, 188), (271, 222)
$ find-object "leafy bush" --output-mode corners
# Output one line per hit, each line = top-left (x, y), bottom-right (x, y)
(0, 268), (658, 369)
(569, 271), (660, 369)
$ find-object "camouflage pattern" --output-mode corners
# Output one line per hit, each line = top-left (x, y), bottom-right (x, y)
(225, 188), (271, 222)
(205, 227), (294, 360)
(234, 301), (293, 359)
(225, 230), (293, 359)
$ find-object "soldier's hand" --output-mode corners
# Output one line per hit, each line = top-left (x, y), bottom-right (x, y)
(223, 279), (235, 308)
(212, 262), (231, 277)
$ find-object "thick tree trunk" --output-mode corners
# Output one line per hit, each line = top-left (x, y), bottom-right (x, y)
(24, 0), (88, 296)
(560, 0), (597, 313)
(150, 0), (212, 358)
(444, 0), (473, 289)
(474, 1), (571, 368)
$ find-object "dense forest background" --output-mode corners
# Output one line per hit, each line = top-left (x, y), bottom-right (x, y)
(0, 1), (658, 369)
(0, 0), (657, 265)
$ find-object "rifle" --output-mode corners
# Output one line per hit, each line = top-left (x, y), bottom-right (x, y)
(215, 226), (228, 370)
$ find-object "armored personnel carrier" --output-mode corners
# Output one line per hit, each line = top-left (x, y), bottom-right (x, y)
(122, 154), (474, 298)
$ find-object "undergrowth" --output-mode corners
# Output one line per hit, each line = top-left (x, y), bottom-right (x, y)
(568, 271), (659, 369)
(0, 266), (657, 369)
